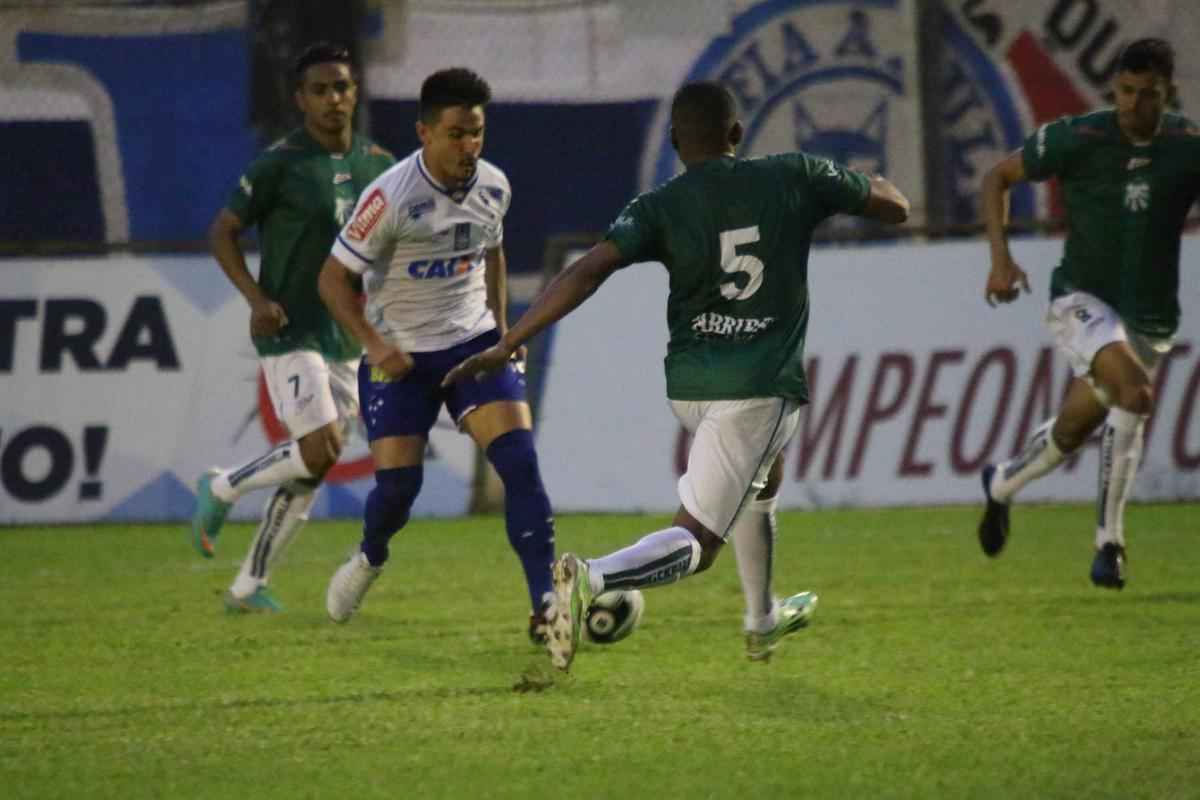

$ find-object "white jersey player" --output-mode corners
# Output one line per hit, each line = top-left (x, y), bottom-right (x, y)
(331, 148), (510, 352)
(317, 68), (558, 644)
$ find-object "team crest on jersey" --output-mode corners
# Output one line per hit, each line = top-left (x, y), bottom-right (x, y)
(1124, 180), (1150, 212)
(642, 0), (922, 227)
(347, 188), (386, 241)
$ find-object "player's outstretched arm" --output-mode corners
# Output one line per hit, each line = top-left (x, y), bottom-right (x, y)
(442, 240), (626, 386)
(209, 208), (288, 337)
(861, 175), (910, 224)
(318, 256), (413, 379)
(981, 150), (1031, 306)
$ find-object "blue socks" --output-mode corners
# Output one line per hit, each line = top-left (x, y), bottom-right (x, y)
(361, 466), (422, 566)
(487, 429), (556, 612)
(358, 432), (554, 612)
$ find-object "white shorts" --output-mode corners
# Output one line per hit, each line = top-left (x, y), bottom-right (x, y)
(671, 397), (801, 540)
(1046, 292), (1174, 385)
(261, 351), (360, 439)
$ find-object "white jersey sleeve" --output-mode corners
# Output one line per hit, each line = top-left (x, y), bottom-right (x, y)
(330, 150), (513, 352)
(483, 178), (511, 249)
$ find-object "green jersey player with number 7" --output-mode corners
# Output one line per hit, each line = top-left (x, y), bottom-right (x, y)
(189, 43), (393, 612)
(444, 81), (909, 671)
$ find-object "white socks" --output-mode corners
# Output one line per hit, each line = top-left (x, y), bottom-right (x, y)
(990, 418), (1067, 503)
(586, 526), (701, 594)
(211, 442), (313, 503)
(730, 495), (778, 634)
(1095, 408), (1146, 549)
(230, 482), (317, 597)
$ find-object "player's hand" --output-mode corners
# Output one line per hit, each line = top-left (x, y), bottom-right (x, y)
(985, 255), (1031, 307)
(249, 298), (289, 337)
(367, 343), (414, 380)
(441, 343), (514, 387)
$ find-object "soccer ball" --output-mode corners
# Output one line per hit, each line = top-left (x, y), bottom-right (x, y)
(584, 589), (645, 645)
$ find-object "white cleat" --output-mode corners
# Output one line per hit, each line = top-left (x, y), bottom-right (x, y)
(546, 554), (594, 671)
(326, 552), (382, 623)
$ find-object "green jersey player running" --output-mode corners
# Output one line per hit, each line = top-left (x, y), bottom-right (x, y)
(977, 38), (1200, 589)
(190, 43), (394, 612)
(445, 81), (910, 671)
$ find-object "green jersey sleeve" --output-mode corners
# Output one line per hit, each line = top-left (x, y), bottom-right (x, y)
(226, 152), (282, 227)
(1022, 117), (1077, 181)
(604, 195), (659, 264)
(790, 153), (870, 216)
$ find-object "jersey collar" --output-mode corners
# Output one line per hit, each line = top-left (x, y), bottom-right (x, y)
(416, 150), (478, 202)
(295, 126), (359, 156)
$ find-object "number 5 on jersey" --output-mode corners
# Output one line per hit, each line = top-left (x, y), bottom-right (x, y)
(719, 226), (764, 301)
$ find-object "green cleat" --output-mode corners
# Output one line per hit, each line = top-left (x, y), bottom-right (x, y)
(223, 587), (283, 614)
(190, 468), (231, 559)
(745, 591), (819, 662)
(547, 554), (594, 672)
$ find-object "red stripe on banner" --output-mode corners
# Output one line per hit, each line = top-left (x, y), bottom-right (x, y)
(1006, 30), (1092, 219)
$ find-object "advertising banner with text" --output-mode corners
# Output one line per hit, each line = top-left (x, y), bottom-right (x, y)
(0, 256), (476, 524)
(4, 239), (1198, 523)
(534, 235), (1200, 512)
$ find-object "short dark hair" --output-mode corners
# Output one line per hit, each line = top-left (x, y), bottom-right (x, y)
(293, 42), (354, 86)
(1118, 38), (1174, 81)
(419, 68), (492, 125)
(670, 81), (738, 150)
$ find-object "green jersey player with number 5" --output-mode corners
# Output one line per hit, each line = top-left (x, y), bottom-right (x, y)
(444, 81), (909, 671)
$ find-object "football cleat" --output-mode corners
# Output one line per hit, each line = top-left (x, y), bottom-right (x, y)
(326, 551), (382, 623)
(528, 607), (550, 647)
(977, 464), (1010, 557)
(1090, 543), (1126, 590)
(223, 586), (283, 614)
(191, 468), (231, 559)
(546, 554), (593, 671)
(745, 591), (819, 662)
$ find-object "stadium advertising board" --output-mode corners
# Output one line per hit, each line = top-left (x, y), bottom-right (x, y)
(535, 235), (1200, 512)
(4, 237), (1199, 523)
(0, 256), (475, 524)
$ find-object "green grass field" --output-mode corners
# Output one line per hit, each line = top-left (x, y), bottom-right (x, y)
(2, 504), (1198, 799)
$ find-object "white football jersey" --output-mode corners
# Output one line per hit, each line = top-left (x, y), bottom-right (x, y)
(330, 149), (510, 352)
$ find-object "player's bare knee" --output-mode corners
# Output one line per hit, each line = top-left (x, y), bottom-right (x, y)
(1051, 418), (1088, 453)
(692, 528), (725, 574)
(757, 454), (784, 500)
(1116, 383), (1154, 416)
(299, 426), (341, 479)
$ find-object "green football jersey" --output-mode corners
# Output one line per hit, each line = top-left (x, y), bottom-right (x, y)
(605, 153), (869, 403)
(227, 128), (395, 359)
(1022, 110), (1200, 338)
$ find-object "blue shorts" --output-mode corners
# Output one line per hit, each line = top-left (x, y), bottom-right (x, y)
(358, 329), (527, 441)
